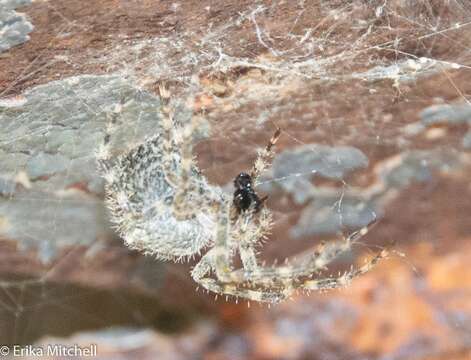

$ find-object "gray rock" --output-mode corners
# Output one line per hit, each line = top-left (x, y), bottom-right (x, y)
(292, 195), (377, 238)
(270, 144), (369, 205)
(0, 0), (33, 52)
(404, 103), (471, 149)
(291, 149), (463, 239)
(420, 103), (471, 126)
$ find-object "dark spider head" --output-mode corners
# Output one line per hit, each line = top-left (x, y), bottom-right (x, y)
(234, 172), (253, 190)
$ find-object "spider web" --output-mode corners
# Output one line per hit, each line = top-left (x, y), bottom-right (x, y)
(0, 0), (470, 358)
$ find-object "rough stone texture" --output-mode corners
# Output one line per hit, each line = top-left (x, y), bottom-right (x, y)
(0, 0), (33, 53)
(270, 148), (466, 238)
(0, 1), (470, 359)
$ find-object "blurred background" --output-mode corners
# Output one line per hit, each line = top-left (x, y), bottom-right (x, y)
(0, 1), (470, 359)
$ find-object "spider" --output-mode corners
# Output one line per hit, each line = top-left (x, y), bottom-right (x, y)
(96, 84), (387, 304)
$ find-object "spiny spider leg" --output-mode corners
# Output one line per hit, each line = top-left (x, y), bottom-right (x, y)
(229, 219), (377, 285)
(213, 202), (235, 282)
(201, 202), (265, 283)
(301, 249), (388, 292)
(193, 256), (293, 303)
(193, 244), (387, 304)
(232, 248), (387, 302)
(96, 99), (126, 172)
(194, 241), (387, 304)
(234, 208), (272, 274)
(157, 83), (209, 220)
(190, 201), (233, 286)
(195, 275), (292, 303)
(194, 196), (386, 303)
(229, 127), (281, 259)
(191, 202), (291, 303)
(157, 83), (179, 188)
(210, 221), (382, 294)
(174, 115), (386, 303)
(172, 113), (199, 219)
(250, 127), (281, 184)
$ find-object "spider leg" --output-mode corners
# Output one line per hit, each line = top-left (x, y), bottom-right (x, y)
(231, 220), (376, 285)
(208, 245), (387, 302)
(192, 202), (385, 303)
(96, 99), (125, 174)
(189, 127), (283, 301)
(250, 127), (281, 184)
(191, 249), (216, 284)
(157, 83), (210, 220)
(157, 83), (180, 188)
(196, 277), (292, 303)
(240, 241), (387, 295)
(191, 247), (387, 304)
(171, 115), (198, 219)
(212, 218), (385, 295)
(301, 249), (388, 292)
(213, 202), (235, 282)
(190, 201), (236, 285)
(191, 248), (291, 303)
(192, 252), (293, 303)
(212, 201), (267, 283)
(191, 201), (292, 303)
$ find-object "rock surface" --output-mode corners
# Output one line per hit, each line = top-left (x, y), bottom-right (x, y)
(0, 0), (33, 53)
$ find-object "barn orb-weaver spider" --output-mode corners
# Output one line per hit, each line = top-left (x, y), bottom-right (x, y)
(97, 84), (386, 303)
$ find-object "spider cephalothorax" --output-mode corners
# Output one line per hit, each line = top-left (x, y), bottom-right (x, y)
(96, 84), (387, 304)
(233, 172), (265, 213)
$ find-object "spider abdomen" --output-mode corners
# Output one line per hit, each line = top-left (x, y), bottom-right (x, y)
(99, 133), (222, 260)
